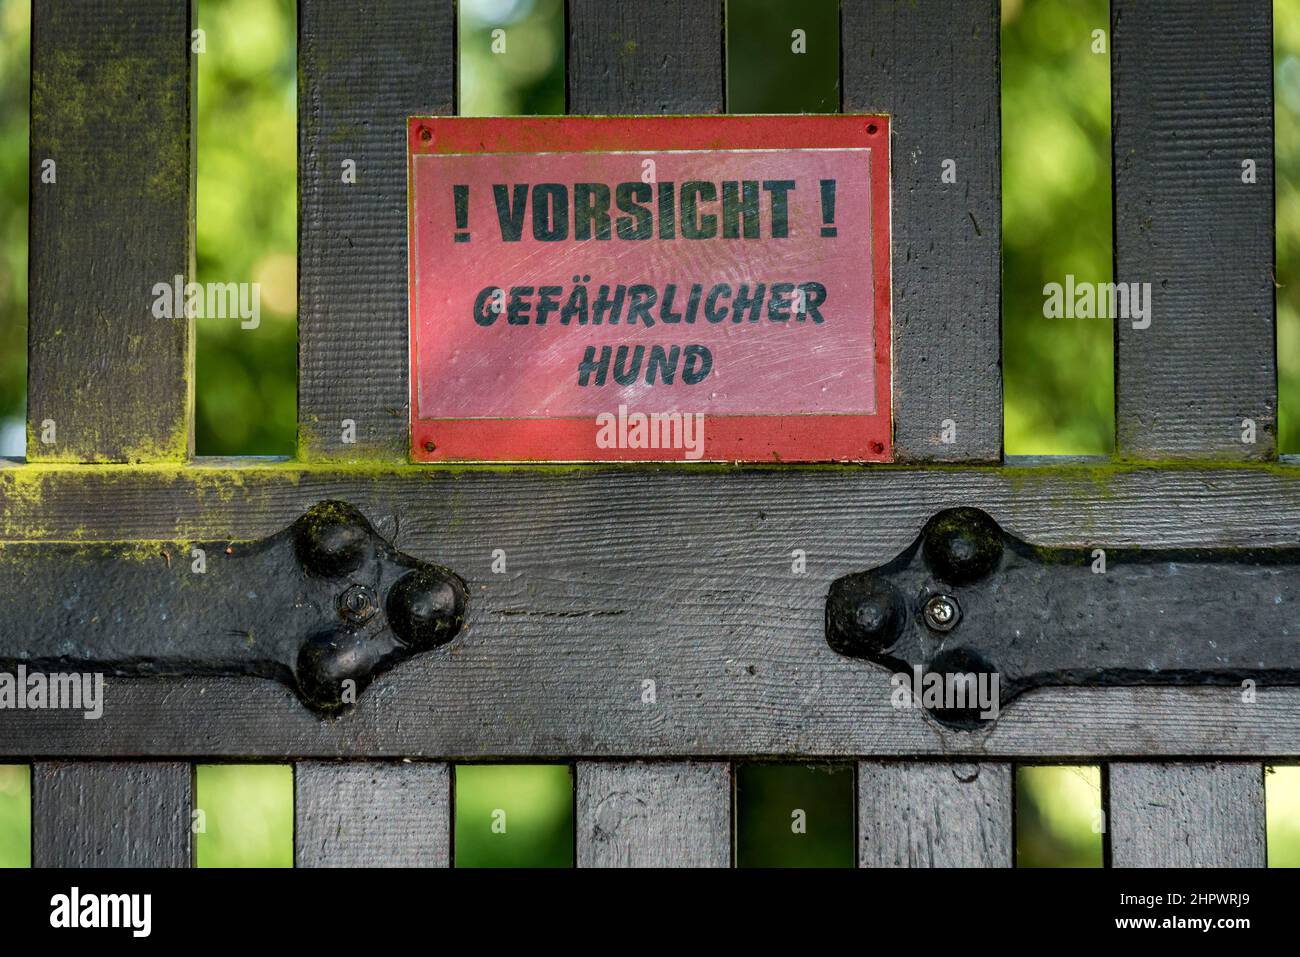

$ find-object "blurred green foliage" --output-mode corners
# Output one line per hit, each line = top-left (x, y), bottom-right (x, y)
(1001, 0), (1113, 454)
(195, 0), (297, 455)
(0, 765), (29, 867)
(726, 0), (839, 113)
(460, 0), (565, 116)
(195, 765), (293, 867)
(1016, 765), (1103, 868)
(1267, 766), (1300, 867)
(454, 765), (573, 867)
(0, 0), (1298, 868)
(735, 763), (854, 867)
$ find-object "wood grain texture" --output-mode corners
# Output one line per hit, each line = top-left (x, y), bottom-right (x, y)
(295, 762), (450, 867)
(32, 762), (191, 867)
(843, 0), (1001, 462)
(298, 0), (454, 462)
(576, 761), (730, 867)
(1, 461), (1299, 757)
(568, 0), (723, 113)
(1112, 0), (1275, 460)
(27, 0), (194, 463)
(859, 762), (1012, 867)
(1109, 763), (1266, 867)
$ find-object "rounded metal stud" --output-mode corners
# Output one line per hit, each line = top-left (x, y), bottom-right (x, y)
(826, 572), (906, 658)
(923, 646), (1000, 730)
(293, 501), (372, 579)
(386, 567), (469, 650)
(921, 507), (1003, 586)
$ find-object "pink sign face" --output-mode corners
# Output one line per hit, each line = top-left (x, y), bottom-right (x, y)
(408, 116), (893, 462)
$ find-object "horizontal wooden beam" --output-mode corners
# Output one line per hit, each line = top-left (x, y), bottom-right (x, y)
(0, 460), (1297, 758)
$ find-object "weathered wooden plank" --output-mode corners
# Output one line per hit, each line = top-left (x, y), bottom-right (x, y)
(568, 0), (723, 114)
(1112, 0), (1275, 459)
(32, 762), (191, 867)
(27, 0), (194, 463)
(295, 762), (450, 867)
(843, 0), (1001, 462)
(1109, 763), (1266, 867)
(298, 0), (454, 462)
(576, 761), (730, 867)
(858, 762), (1012, 867)
(1, 461), (1299, 757)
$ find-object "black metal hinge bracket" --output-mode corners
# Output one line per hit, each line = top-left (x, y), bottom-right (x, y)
(826, 507), (1299, 728)
(0, 501), (468, 715)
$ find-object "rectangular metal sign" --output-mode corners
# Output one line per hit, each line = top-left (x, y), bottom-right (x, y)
(408, 116), (892, 462)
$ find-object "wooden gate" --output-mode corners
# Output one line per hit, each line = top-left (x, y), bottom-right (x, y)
(3, 0), (1289, 868)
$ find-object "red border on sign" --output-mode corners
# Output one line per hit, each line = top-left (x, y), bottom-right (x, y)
(407, 115), (892, 463)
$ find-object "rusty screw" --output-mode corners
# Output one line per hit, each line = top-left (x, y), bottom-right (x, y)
(923, 594), (960, 632)
(419, 126), (433, 144)
(338, 584), (379, 625)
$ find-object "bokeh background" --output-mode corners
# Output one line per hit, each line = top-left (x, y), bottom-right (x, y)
(0, 0), (1298, 866)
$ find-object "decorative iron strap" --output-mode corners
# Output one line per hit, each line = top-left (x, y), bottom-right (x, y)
(0, 501), (468, 714)
(826, 507), (1299, 728)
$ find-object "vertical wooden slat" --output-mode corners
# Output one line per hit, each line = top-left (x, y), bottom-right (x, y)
(842, 0), (1002, 463)
(1109, 762), (1266, 867)
(576, 761), (730, 867)
(297, 0), (454, 461)
(1112, 0), (1275, 459)
(32, 762), (191, 867)
(858, 762), (1013, 867)
(28, 3), (197, 863)
(568, 0), (723, 114)
(295, 762), (450, 867)
(27, 0), (195, 462)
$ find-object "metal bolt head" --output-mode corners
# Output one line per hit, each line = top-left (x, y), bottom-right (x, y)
(923, 594), (960, 632)
(338, 584), (379, 625)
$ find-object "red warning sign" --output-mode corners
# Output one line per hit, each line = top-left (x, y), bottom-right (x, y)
(408, 115), (892, 462)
